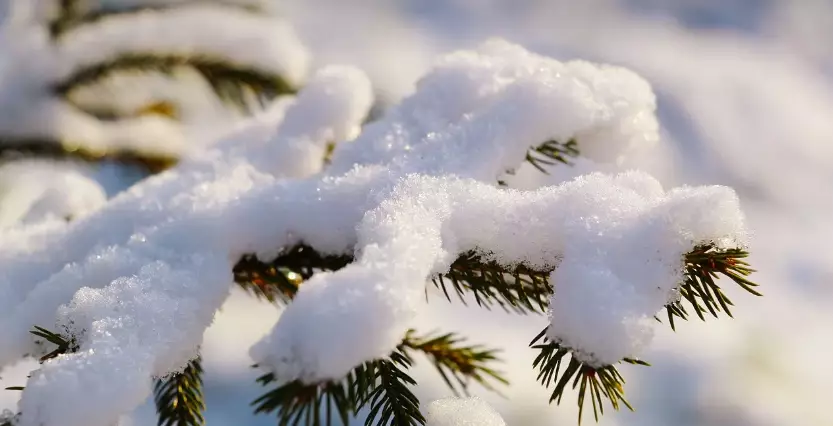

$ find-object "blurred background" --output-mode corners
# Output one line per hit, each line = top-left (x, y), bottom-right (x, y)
(1, 1), (832, 425)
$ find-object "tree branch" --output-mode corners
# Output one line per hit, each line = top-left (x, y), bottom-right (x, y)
(153, 356), (206, 426)
(401, 330), (507, 396)
(0, 139), (177, 174)
(529, 328), (649, 424)
(53, 54), (296, 112)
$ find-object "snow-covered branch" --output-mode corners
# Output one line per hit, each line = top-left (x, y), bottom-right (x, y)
(0, 39), (755, 426)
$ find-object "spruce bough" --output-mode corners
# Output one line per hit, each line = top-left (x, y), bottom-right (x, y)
(0, 6), (760, 425)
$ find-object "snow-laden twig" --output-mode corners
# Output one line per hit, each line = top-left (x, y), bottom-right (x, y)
(0, 40), (746, 426)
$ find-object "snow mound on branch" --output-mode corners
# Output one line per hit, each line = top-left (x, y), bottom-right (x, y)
(426, 396), (506, 426)
(0, 40), (746, 425)
(330, 38), (659, 179)
(18, 254), (231, 426)
(251, 171), (745, 381)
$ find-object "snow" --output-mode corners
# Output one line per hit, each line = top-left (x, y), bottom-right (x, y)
(18, 254), (231, 426)
(329, 39), (659, 180)
(0, 160), (107, 228)
(426, 396), (506, 426)
(0, 36), (748, 425)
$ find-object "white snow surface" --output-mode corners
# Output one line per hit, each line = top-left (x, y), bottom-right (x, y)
(0, 160), (107, 227)
(329, 39), (659, 178)
(0, 41), (746, 425)
(426, 396), (506, 426)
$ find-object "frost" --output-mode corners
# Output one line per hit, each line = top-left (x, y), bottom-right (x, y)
(0, 40), (747, 425)
(425, 396), (506, 426)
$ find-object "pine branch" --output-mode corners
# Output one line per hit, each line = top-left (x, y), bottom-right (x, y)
(233, 246), (552, 314)
(153, 356), (206, 426)
(233, 245), (351, 303)
(524, 139), (579, 173)
(0, 139), (177, 173)
(530, 328), (649, 424)
(401, 330), (507, 396)
(251, 331), (504, 425)
(252, 368), (360, 425)
(664, 244), (760, 329)
(29, 326), (79, 363)
(432, 251), (553, 314)
(361, 350), (424, 426)
(53, 54), (296, 112)
(66, 99), (179, 122)
(253, 358), (421, 426)
(4, 327), (80, 393)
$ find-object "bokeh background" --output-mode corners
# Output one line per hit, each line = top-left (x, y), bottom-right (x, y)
(2, 1), (832, 425)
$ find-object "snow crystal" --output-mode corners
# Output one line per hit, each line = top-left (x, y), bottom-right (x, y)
(426, 397), (506, 426)
(0, 39), (747, 425)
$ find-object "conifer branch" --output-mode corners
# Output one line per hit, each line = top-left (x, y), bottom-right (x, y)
(4, 327), (80, 393)
(233, 246), (552, 314)
(432, 251), (553, 314)
(153, 356), (206, 426)
(253, 353), (426, 426)
(252, 367), (360, 425)
(360, 350), (424, 426)
(29, 326), (79, 363)
(401, 330), (508, 396)
(525, 139), (579, 173)
(233, 246), (351, 303)
(0, 139), (177, 173)
(53, 54), (296, 111)
(530, 328), (649, 424)
(664, 244), (759, 329)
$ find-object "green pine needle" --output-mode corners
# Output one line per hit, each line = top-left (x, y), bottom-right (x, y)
(253, 352), (426, 426)
(234, 246), (553, 314)
(530, 328), (648, 424)
(53, 53), (295, 113)
(663, 244), (760, 329)
(524, 139), (580, 173)
(432, 251), (553, 314)
(29, 326), (78, 363)
(153, 356), (206, 426)
(0, 139), (177, 174)
(234, 245), (352, 303)
(401, 330), (508, 396)
(360, 350), (425, 426)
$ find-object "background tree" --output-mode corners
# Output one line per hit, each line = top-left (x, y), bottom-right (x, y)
(0, 0), (307, 226)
